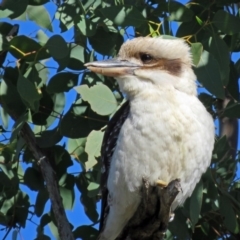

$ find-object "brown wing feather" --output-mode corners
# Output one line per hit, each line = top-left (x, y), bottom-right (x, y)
(99, 100), (130, 232)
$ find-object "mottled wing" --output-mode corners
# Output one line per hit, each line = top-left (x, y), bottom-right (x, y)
(99, 100), (130, 231)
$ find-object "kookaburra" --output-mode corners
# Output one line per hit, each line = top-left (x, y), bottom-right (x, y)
(85, 37), (215, 240)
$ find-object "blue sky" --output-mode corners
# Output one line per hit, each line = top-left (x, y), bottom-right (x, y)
(0, 0), (240, 239)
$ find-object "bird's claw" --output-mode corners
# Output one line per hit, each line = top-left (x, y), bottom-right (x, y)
(156, 179), (168, 188)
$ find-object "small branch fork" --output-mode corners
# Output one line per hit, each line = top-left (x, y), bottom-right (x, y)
(117, 179), (181, 240)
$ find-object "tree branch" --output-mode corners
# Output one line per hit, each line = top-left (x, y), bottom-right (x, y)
(19, 123), (74, 240)
(117, 179), (181, 240)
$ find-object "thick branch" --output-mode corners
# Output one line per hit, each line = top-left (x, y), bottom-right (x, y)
(20, 123), (74, 240)
(117, 179), (181, 240)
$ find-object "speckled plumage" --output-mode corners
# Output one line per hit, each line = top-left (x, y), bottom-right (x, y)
(85, 37), (215, 240)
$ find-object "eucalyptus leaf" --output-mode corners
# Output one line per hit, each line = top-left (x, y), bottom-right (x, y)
(99, 6), (145, 27)
(73, 225), (98, 240)
(0, 0), (28, 19)
(167, 1), (194, 22)
(223, 102), (240, 118)
(10, 112), (28, 142)
(89, 27), (123, 56)
(75, 84), (118, 116)
(35, 188), (49, 217)
(194, 50), (224, 99)
(190, 180), (203, 227)
(17, 74), (41, 111)
(219, 195), (239, 233)
(26, 5), (52, 32)
(191, 42), (203, 66)
(47, 72), (79, 93)
(85, 130), (104, 170)
(77, 15), (96, 37)
(59, 186), (74, 210)
(213, 10), (240, 35)
(202, 34), (230, 85)
(24, 167), (44, 191)
(46, 35), (69, 60)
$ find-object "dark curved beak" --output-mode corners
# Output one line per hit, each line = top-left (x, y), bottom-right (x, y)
(84, 58), (141, 77)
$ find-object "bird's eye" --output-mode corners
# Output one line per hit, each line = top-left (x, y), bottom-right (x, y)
(140, 53), (153, 63)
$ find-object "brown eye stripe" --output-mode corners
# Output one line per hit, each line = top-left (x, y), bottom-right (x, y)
(141, 58), (182, 76)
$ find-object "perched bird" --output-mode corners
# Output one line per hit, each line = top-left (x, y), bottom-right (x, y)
(85, 37), (215, 240)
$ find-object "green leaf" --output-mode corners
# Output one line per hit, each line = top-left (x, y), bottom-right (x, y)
(24, 167), (44, 191)
(46, 92), (65, 127)
(36, 127), (62, 148)
(235, 59), (240, 76)
(80, 194), (99, 222)
(1, 67), (26, 116)
(36, 30), (49, 46)
(190, 42), (203, 66)
(17, 74), (42, 111)
(35, 188), (49, 217)
(169, 208), (190, 239)
(77, 15), (96, 37)
(223, 102), (240, 118)
(59, 186), (74, 210)
(87, 108), (108, 131)
(213, 135), (230, 161)
(77, 173), (99, 222)
(28, 0), (49, 6)
(87, 182), (100, 198)
(213, 10), (240, 35)
(31, 87), (54, 125)
(10, 112), (28, 142)
(167, 1), (194, 22)
(0, 162), (15, 181)
(9, 35), (50, 61)
(67, 44), (86, 70)
(0, 0), (28, 19)
(194, 50), (224, 99)
(0, 34), (9, 52)
(203, 34), (230, 85)
(46, 35), (69, 60)
(85, 130), (104, 170)
(219, 195), (239, 233)
(75, 84), (118, 116)
(53, 145), (73, 169)
(55, 2), (81, 32)
(226, 61), (239, 100)
(176, 18), (202, 41)
(191, 43), (203, 66)
(40, 213), (51, 228)
(47, 72), (79, 93)
(48, 220), (60, 240)
(89, 27), (123, 56)
(99, 6), (145, 27)
(26, 5), (52, 32)
(195, 15), (203, 25)
(13, 192), (30, 227)
(73, 226), (98, 240)
(60, 102), (91, 138)
(67, 138), (86, 158)
(190, 179), (203, 227)
(0, 107), (9, 129)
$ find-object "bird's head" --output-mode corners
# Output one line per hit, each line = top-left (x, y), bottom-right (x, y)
(85, 37), (197, 98)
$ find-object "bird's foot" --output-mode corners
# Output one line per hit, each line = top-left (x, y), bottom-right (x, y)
(156, 179), (168, 188)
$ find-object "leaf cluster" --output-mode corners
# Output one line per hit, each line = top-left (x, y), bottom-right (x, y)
(0, 0), (240, 239)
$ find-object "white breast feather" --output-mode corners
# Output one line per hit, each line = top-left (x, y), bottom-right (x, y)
(100, 86), (215, 240)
